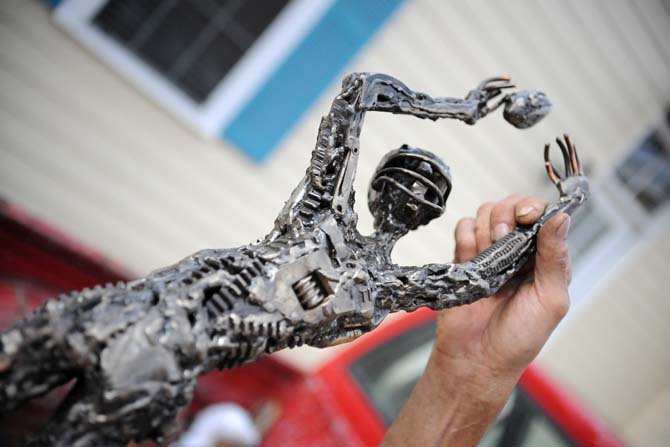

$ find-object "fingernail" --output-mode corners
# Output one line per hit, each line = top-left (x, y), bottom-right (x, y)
(517, 206), (536, 218)
(556, 215), (571, 239)
(493, 223), (511, 241)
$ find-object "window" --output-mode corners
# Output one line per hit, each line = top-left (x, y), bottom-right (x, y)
(482, 390), (573, 447)
(565, 111), (669, 308)
(54, 0), (332, 137)
(349, 321), (437, 424)
(55, 0), (406, 160)
(615, 129), (670, 214)
(349, 321), (574, 446)
(92, 0), (291, 104)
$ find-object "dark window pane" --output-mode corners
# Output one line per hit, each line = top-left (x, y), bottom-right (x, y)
(138, 2), (209, 73)
(233, 0), (290, 40)
(190, 0), (235, 15)
(636, 169), (670, 212)
(616, 129), (670, 213)
(497, 390), (575, 447)
(94, 0), (164, 44)
(177, 32), (243, 102)
(349, 321), (436, 424)
(94, 0), (290, 103)
(568, 200), (611, 263)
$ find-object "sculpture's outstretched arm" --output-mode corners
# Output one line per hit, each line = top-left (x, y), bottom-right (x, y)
(356, 73), (515, 124)
(275, 73), (521, 233)
(375, 136), (588, 314)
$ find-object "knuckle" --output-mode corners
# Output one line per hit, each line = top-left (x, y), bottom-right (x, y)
(566, 263), (573, 285)
(490, 203), (507, 221)
(504, 193), (522, 203)
(456, 240), (477, 257)
(455, 217), (476, 239)
(456, 217), (476, 229)
(475, 221), (489, 237)
(549, 294), (571, 320)
(552, 247), (571, 272)
(477, 202), (494, 216)
(490, 203), (514, 228)
(529, 197), (549, 211)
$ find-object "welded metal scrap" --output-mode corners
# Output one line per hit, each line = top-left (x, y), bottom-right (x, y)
(0, 73), (587, 446)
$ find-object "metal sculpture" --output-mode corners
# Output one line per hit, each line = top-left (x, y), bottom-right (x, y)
(0, 73), (587, 446)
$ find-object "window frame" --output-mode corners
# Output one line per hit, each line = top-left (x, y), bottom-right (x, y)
(54, 0), (334, 138)
(561, 116), (669, 323)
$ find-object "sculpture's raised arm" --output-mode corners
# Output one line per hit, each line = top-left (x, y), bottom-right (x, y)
(357, 73), (511, 123)
(275, 73), (552, 234)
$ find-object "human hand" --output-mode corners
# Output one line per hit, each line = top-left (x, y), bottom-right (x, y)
(382, 196), (570, 447)
(380, 196), (572, 447)
(433, 195), (571, 387)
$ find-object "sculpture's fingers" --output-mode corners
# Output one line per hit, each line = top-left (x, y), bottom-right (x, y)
(486, 93), (511, 113)
(555, 137), (573, 177)
(483, 82), (516, 92)
(564, 134), (581, 175)
(477, 76), (511, 89)
(544, 143), (562, 186)
(454, 217), (477, 262)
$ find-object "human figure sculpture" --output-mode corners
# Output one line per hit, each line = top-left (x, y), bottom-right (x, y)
(0, 73), (588, 446)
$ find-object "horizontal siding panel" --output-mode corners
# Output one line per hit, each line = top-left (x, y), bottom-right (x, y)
(625, 384), (670, 445)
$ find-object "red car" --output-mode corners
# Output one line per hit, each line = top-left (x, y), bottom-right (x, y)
(0, 202), (624, 447)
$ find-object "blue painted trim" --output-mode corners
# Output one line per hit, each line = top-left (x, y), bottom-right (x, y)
(223, 0), (405, 162)
(46, 0), (63, 6)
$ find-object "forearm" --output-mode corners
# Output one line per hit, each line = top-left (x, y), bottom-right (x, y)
(356, 72), (480, 123)
(382, 351), (519, 447)
(378, 232), (534, 313)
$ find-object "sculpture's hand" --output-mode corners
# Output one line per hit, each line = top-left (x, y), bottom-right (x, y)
(466, 76), (516, 120)
(544, 134), (588, 206)
(434, 196), (570, 380)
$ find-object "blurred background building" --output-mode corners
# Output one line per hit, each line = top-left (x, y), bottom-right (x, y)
(0, 0), (668, 444)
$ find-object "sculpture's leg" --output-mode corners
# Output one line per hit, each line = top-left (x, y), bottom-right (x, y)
(28, 300), (203, 446)
(24, 373), (196, 447)
(1, 283), (141, 413)
(0, 304), (79, 413)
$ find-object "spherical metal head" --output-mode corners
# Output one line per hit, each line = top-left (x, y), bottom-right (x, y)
(368, 145), (452, 235)
(503, 90), (552, 129)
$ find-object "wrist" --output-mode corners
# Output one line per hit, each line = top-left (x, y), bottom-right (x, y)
(382, 349), (520, 447)
(425, 349), (519, 406)
(421, 352), (519, 445)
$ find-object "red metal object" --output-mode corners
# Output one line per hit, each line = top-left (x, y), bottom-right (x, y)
(312, 308), (626, 446)
(0, 202), (624, 447)
(519, 366), (624, 447)
(314, 309), (436, 445)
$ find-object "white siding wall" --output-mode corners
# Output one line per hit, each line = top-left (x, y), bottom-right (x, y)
(0, 0), (668, 444)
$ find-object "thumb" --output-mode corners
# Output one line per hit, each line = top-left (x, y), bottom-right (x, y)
(534, 213), (571, 320)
